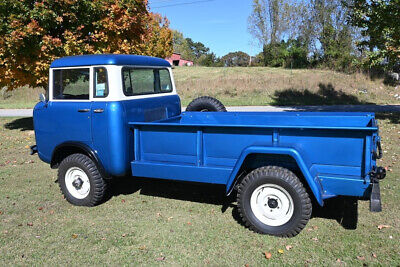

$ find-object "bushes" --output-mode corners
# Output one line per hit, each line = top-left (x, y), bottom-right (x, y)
(259, 37), (361, 73)
(262, 39), (309, 69)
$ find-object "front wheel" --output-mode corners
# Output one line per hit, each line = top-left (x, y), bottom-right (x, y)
(237, 166), (312, 237)
(58, 153), (107, 206)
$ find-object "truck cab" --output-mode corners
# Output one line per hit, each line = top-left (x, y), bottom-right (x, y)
(32, 54), (385, 237)
(34, 55), (181, 176)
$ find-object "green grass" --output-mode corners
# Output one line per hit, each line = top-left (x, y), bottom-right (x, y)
(0, 115), (399, 265)
(1, 67), (399, 109)
(0, 86), (44, 109)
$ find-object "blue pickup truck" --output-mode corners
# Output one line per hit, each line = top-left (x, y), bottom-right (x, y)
(32, 54), (386, 237)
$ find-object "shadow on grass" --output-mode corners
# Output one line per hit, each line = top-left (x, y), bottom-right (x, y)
(312, 197), (358, 230)
(108, 177), (235, 209)
(271, 83), (371, 106)
(4, 117), (33, 131)
(375, 112), (400, 124)
(108, 177), (358, 231)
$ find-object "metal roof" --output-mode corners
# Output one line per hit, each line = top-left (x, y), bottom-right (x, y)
(50, 54), (171, 68)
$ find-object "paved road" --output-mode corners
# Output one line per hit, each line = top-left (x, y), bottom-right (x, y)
(226, 104), (400, 112)
(0, 109), (34, 117)
(1, 105), (400, 117)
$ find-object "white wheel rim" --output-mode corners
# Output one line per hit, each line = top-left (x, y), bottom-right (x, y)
(65, 167), (90, 199)
(250, 184), (294, 227)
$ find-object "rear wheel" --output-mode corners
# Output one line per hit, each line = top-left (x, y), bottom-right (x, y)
(237, 166), (312, 237)
(58, 153), (106, 206)
(186, 96), (227, 112)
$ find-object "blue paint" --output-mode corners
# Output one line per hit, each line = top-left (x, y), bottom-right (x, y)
(35, 98), (380, 206)
(129, 111), (380, 206)
(225, 146), (324, 205)
(33, 95), (181, 176)
(33, 56), (383, 209)
(50, 54), (171, 68)
(131, 161), (232, 184)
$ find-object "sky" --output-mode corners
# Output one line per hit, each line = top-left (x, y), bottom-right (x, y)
(149, 0), (259, 57)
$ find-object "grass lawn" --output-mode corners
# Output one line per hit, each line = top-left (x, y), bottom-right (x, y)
(0, 115), (399, 265)
(0, 86), (44, 109)
(1, 67), (399, 109)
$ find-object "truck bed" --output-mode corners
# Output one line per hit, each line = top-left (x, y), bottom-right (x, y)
(131, 111), (377, 130)
(128, 112), (379, 201)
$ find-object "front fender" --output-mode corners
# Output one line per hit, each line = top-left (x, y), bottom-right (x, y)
(51, 142), (110, 179)
(226, 146), (324, 206)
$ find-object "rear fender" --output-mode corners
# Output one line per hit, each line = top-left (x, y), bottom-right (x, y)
(226, 146), (324, 206)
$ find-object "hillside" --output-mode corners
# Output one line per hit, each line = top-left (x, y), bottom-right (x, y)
(1, 67), (398, 109)
(174, 67), (399, 106)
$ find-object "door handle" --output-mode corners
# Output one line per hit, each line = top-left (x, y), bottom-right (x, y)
(78, 109), (90, 113)
(93, 109), (104, 113)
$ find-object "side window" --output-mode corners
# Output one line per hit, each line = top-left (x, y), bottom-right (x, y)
(159, 69), (172, 92)
(94, 68), (108, 98)
(122, 68), (173, 96)
(53, 68), (90, 100)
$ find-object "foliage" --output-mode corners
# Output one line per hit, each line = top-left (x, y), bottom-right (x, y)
(248, 0), (299, 46)
(263, 42), (288, 67)
(172, 30), (196, 62)
(221, 51), (250, 67)
(262, 38), (309, 68)
(172, 30), (220, 66)
(312, 0), (357, 72)
(248, 0), (360, 72)
(349, 0), (400, 70)
(285, 39), (309, 68)
(186, 38), (210, 59)
(0, 0), (173, 90)
(197, 53), (222, 67)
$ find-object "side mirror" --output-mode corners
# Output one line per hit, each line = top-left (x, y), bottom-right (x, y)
(39, 93), (46, 102)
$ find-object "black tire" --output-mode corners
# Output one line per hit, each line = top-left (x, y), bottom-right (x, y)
(186, 96), (227, 112)
(237, 166), (312, 237)
(58, 153), (106, 206)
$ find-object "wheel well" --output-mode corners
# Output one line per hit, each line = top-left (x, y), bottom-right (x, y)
(234, 153), (315, 202)
(51, 146), (90, 169)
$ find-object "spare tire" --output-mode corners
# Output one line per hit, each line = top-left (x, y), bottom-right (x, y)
(186, 96), (227, 112)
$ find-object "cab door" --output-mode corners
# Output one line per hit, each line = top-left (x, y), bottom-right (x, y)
(91, 67), (109, 164)
(50, 67), (92, 143)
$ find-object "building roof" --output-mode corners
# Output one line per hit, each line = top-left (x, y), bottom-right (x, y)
(50, 54), (171, 68)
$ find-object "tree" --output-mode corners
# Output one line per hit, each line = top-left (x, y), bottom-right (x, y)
(248, 0), (313, 67)
(0, 0), (173, 90)
(186, 38), (210, 59)
(221, 51), (250, 67)
(171, 30), (195, 61)
(171, 30), (220, 66)
(248, 0), (360, 71)
(248, 0), (294, 46)
(263, 42), (289, 67)
(197, 53), (221, 67)
(349, 0), (400, 70)
(311, 0), (355, 70)
(263, 38), (309, 68)
(285, 38), (309, 68)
